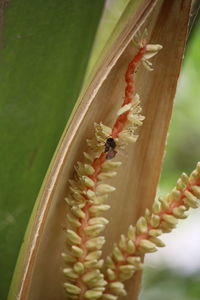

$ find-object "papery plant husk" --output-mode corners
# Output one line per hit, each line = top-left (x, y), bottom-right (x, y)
(8, 1), (193, 300)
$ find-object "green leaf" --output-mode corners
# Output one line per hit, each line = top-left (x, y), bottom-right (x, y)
(0, 1), (104, 299)
(86, 0), (131, 76)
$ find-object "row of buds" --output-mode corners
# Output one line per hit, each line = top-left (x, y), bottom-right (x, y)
(62, 39), (163, 299)
(63, 96), (146, 299)
(111, 42), (162, 139)
(102, 162), (200, 299)
(63, 159), (120, 299)
(116, 94), (145, 146)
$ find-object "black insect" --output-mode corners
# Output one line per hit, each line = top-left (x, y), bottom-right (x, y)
(104, 137), (117, 160)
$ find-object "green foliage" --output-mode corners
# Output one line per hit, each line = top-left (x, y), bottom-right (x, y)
(0, 1), (104, 299)
(160, 23), (200, 191)
(86, 0), (131, 76)
(142, 267), (200, 300)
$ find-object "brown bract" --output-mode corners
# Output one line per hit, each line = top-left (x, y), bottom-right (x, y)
(8, 1), (193, 300)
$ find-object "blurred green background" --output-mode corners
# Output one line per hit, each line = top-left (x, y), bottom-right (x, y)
(160, 21), (200, 192)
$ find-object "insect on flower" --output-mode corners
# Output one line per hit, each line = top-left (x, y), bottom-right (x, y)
(104, 137), (117, 160)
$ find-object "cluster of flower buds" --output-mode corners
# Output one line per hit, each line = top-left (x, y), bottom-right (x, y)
(142, 44), (163, 71)
(63, 158), (118, 299)
(103, 163), (200, 299)
(62, 37), (164, 300)
(133, 29), (163, 71)
(62, 95), (145, 300)
(116, 94), (144, 146)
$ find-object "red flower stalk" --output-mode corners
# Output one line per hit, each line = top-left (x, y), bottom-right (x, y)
(62, 40), (162, 300)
